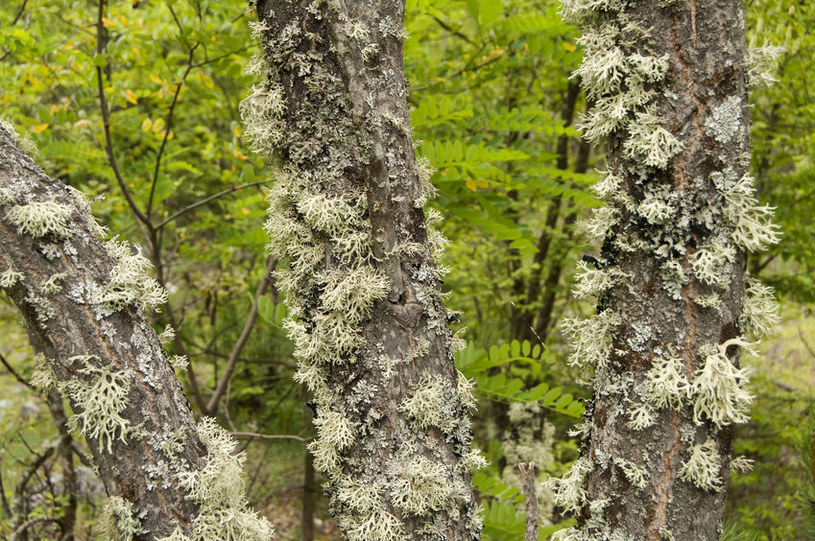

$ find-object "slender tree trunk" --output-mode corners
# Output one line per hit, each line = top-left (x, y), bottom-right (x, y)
(245, 1), (482, 539)
(0, 125), (273, 540)
(552, 1), (778, 539)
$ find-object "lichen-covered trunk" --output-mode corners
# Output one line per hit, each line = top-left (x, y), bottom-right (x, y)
(245, 1), (482, 539)
(552, 1), (779, 540)
(0, 125), (273, 540)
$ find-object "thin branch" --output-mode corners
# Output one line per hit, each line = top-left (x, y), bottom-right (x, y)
(431, 15), (474, 45)
(155, 180), (267, 230)
(410, 48), (505, 93)
(191, 47), (249, 69)
(95, 0), (150, 226)
(206, 256), (276, 415)
(147, 43), (200, 218)
(10, 517), (61, 541)
(167, 4), (188, 47)
(518, 462), (539, 541)
(11, 0), (28, 27)
(0, 0), (29, 62)
(0, 467), (11, 519)
(0, 352), (35, 390)
(231, 432), (310, 443)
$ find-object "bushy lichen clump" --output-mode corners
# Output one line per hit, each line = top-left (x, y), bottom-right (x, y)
(158, 418), (274, 540)
(5, 199), (75, 238)
(244, 6), (480, 539)
(52, 355), (138, 453)
(554, 0), (780, 536)
(102, 496), (147, 540)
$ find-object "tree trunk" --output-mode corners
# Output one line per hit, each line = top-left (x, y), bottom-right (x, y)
(0, 124), (273, 540)
(552, 1), (779, 540)
(245, 1), (482, 539)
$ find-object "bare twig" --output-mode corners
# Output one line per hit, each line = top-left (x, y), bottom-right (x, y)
(231, 432), (309, 443)
(0, 352), (34, 390)
(432, 15), (474, 45)
(95, 0), (150, 226)
(155, 180), (267, 230)
(11, 0), (28, 27)
(10, 517), (60, 541)
(206, 256), (276, 415)
(410, 49), (505, 93)
(518, 462), (539, 541)
(146, 43), (200, 218)
(0, 467), (11, 519)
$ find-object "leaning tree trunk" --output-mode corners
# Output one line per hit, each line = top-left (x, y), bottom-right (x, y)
(243, 1), (482, 539)
(551, 1), (779, 540)
(0, 124), (273, 540)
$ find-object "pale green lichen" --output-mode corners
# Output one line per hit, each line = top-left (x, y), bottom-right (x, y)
(615, 458), (648, 490)
(102, 496), (146, 540)
(561, 310), (621, 369)
(318, 267), (390, 322)
(67, 185), (109, 239)
(690, 239), (736, 289)
(704, 96), (743, 144)
(170, 417), (274, 540)
(627, 401), (656, 431)
(0, 187), (14, 206)
(747, 45), (784, 89)
(730, 455), (755, 473)
(169, 355), (189, 370)
(0, 267), (24, 288)
(644, 352), (691, 410)
(94, 238), (168, 314)
(239, 84), (286, 159)
(336, 480), (382, 513)
(158, 324), (176, 345)
(573, 261), (630, 298)
(40, 272), (68, 295)
(560, 0), (623, 23)
(30, 353), (57, 391)
(678, 438), (722, 491)
(581, 206), (620, 242)
(5, 199), (74, 238)
(343, 507), (403, 541)
(313, 409), (356, 452)
(548, 456), (593, 514)
(721, 174), (780, 252)
(692, 338), (753, 429)
(391, 454), (468, 517)
(400, 375), (457, 434)
(623, 108), (683, 169)
(739, 275), (780, 339)
(63, 355), (136, 453)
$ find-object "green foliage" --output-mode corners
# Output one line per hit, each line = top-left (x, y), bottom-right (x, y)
(457, 339), (585, 418)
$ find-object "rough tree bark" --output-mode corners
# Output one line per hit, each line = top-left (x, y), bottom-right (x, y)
(242, 1), (482, 539)
(0, 124), (273, 540)
(551, 1), (779, 540)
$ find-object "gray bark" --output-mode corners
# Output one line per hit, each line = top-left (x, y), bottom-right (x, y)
(553, 1), (777, 540)
(247, 1), (481, 539)
(0, 125), (272, 540)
